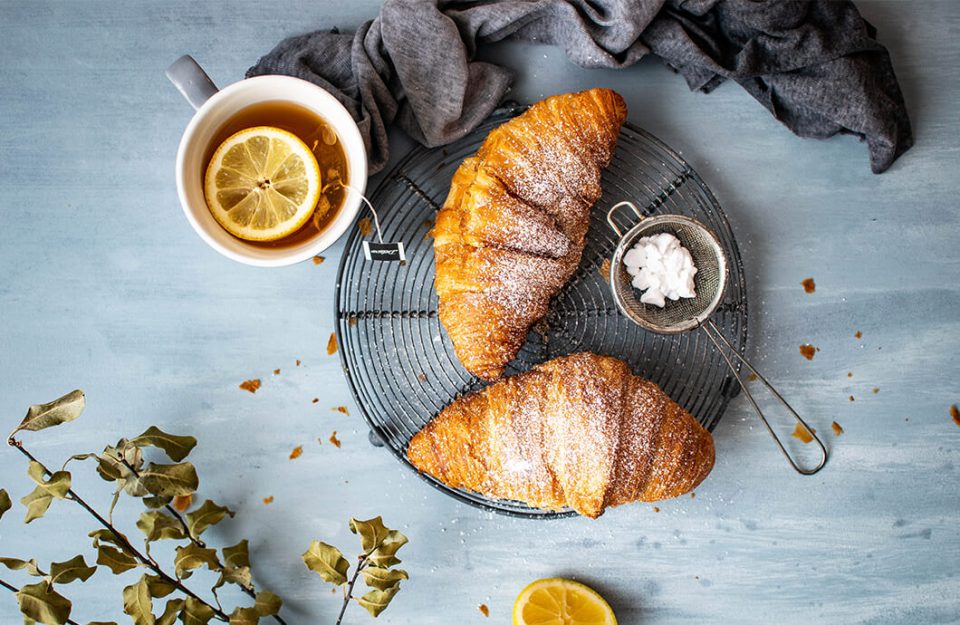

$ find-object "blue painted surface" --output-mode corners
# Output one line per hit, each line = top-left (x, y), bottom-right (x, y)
(1, 2), (958, 624)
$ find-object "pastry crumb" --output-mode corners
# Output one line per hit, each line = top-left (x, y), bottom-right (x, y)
(262, 496), (274, 505)
(831, 421), (844, 436)
(332, 406), (349, 415)
(855, 330), (862, 339)
(312, 255), (325, 265)
(359, 217), (373, 237)
(791, 423), (815, 444)
(172, 494), (192, 512)
(273, 368), (281, 375)
(289, 446), (303, 460)
(327, 332), (338, 355)
(239, 379), (261, 394)
(951, 405), (960, 428)
(599, 258), (611, 284)
(479, 604), (489, 618)
(801, 278), (815, 293)
(329, 431), (341, 448)
(799, 344), (816, 360)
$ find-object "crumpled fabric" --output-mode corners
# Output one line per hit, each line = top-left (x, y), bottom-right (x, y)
(248, 0), (912, 174)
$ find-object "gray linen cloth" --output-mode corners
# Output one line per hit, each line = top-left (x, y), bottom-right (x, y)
(248, 0), (911, 175)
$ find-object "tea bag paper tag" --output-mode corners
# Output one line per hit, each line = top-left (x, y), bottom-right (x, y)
(363, 241), (406, 262)
(342, 182), (406, 264)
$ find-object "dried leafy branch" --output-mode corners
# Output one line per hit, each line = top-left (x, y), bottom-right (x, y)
(303, 517), (408, 625)
(0, 390), (286, 625)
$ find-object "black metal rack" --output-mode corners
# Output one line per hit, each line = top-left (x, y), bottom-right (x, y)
(335, 105), (748, 518)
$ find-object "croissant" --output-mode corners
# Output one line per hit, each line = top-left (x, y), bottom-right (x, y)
(433, 89), (627, 380)
(407, 353), (714, 518)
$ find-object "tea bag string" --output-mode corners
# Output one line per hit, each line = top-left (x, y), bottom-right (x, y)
(323, 180), (384, 244)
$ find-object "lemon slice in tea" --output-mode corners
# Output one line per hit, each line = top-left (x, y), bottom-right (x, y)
(513, 578), (617, 625)
(204, 126), (321, 242)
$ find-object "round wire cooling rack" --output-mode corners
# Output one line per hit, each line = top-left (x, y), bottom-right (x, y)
(335, 104), (748, 518)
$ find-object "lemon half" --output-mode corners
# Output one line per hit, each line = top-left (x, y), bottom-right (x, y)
(204, 126), (321, 242)
(513, 578), (617, 625)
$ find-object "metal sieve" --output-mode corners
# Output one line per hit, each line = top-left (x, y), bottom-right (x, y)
(607, 201), (828, 475)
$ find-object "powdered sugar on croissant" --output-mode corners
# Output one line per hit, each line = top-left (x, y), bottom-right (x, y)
(433, 89), (628, 380)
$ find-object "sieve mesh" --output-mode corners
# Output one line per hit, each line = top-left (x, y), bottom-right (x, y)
(610, 214), (729, 334)
(334, 104), (748, 517)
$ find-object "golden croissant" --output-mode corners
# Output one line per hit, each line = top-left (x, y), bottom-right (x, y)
(433, 89), (627, 380)
(407, 353), (715, 518)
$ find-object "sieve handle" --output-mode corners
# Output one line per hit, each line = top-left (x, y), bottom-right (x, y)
(606, 201), (645, 237)
(701, 319), (828, 475)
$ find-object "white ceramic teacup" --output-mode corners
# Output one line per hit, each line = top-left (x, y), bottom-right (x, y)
(167, 55), (368, 267)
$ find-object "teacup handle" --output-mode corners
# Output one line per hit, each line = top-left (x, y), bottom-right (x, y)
(166, 55), (219, 111)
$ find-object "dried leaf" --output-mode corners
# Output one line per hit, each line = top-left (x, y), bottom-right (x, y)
(366, 530), (408, 568)
(254, 591), (281, 617)
(181, 597), (215, 625)
(139, 463), (199, 498)
(228, 607), (259, 625)
(362, 566), (408, 591)
(144, 496), (172, 510)
(0, 557), (42, 576)
(122, 577), (154, 625)
(60, 453), (98, 471)
(302, 541), (349, 585)
(97, 444), (148, 497)
(88, 528), (128, 550)
(49, 555), (96, 584)
(131, 426), (197, 462)
(186, 500), (234, 538)
(222, 540), (250, 569)
(173, 544), (220, 579)
(326, 332), (338, 355)
(12, 390), (84, 438)
(239, 379), (261, 394)
(17, 580), (72, 625)
(288, 446), (303, 460)
(157, 599), (184, 625)
(96, 545), (140, 575)
(20, 462), (72, 523)
(356, 586), (399, 618)
(137, 511), (187, 542)
(144, 574), (176, 599)
(349, 517), (391, 554)
(21, 488), (54, 524)
(0, 489), (11, 520)
(215, 540), (252, 591)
